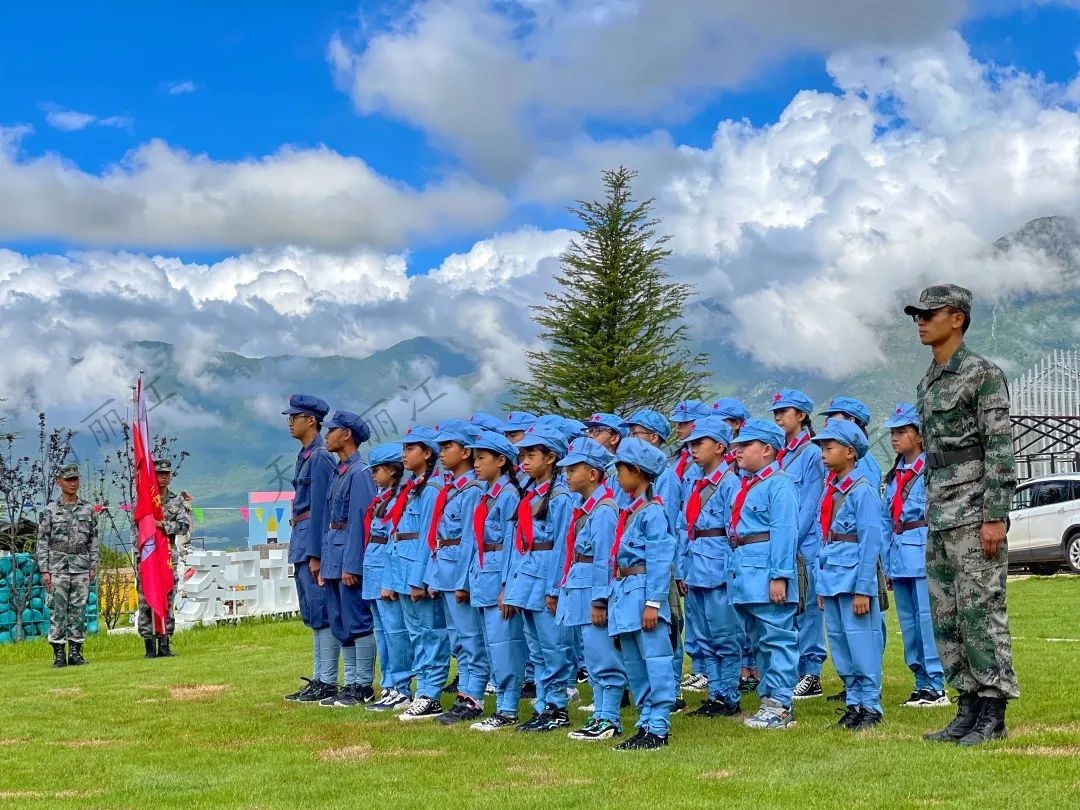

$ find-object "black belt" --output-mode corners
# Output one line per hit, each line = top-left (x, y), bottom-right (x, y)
(329, 521), (348, 530)
(690, 528), (727, 540)
(827, 532), (858, 544)
(437, 537), (461, 549)
(572, 553), (594, 564)
(289, 511), (311, 527)
(367, 536), (388, 545)
(730, 532), (769, 548)
(53, 545), (91, 554)
(615, 565), (646, 580)
(926, 446), (983, 470)
(528, 541), (555, 552)
(482, 542), (504, 553)
(894, 519), (927, 533)
(396, 532), (419, 541)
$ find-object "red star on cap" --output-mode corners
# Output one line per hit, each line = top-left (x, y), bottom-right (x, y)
(895, 406), (903, 414)
(773, 392), (782, 402)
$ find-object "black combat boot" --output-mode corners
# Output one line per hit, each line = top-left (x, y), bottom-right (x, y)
(957, 697), (1007, 746)
(51, 642), (68, 668)
(67, 641), (88, 666)
(157, 635), (176, 658)
(923, 692), (979, 742)
(144, 638), (158, 658)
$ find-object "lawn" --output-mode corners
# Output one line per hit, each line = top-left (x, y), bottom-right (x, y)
(2, 576), (1078, 810)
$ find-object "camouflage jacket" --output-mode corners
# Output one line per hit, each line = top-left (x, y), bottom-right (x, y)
(35, 497), (101, 574)
(160, 488), (193, 540)
(916, 342), (1016, 531)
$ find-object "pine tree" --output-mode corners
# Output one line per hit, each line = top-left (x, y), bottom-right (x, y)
(509, 167), (709, 415)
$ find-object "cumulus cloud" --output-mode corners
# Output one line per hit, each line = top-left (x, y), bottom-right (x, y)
(42, 105), (132, 132)
(167, 80), (197, 95)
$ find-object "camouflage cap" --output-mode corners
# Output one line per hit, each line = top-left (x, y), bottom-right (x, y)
(154, 459), (173, 474)
(903, 284), (973, 317)
(57, 463), (80, 479)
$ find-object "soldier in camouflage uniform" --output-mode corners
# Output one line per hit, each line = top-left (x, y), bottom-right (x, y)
(36, 463), (100, 668)
(906, 284), (1020, 747)
(136, 459), (192, 659)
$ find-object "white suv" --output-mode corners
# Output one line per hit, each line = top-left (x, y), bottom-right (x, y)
(1008, 473), (1080, 575)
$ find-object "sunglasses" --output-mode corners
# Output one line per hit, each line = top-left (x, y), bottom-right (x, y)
(910, 307), (947, 323)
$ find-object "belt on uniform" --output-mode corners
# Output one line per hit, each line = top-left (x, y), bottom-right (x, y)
(482, 542), (504, 553)
(289, 511), (311, 527)
(614, 565), (646, 581)
(690, 528), (727, 540)
(827, 532), (858, 544)
(925, 446), (984, 470)
(529, 541), (555, 552)
(572, 553), (594, 564)
(329, 521), (348, 530)
(54, 545), (90, 554)
(437, 537), (461, 549)
(396, 532), (420, 541)
(729, 532), (769, 548)
(368, 536), (389, 545)
(894, 519), (928, 533)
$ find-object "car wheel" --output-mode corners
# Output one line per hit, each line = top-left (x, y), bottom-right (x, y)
(1029, 563), (1059, 576)
(1066, 532), (1080, 575)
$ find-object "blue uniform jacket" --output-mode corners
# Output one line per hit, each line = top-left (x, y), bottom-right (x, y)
(555, 490), (619, 627)
(465, 476), (520, 608)
(858, 452), (883, 492)
(605, 467), (630, 508)
(880, 455), (928, 579)
(289, 434), (336, 564)
(425, 473), (485, 592)
(676, 461), (740, 588)
(361, 487), (396, 600)
(779, 431), (825, 555)
(729, 462), (799, 606)
(815, 472), (883, 598)
(320, 452), (377, 580)
(503, 481), (573, 611)
(654, 466), (683, 534)
(383, 476), (440, 594)
(608, 499), (676, 635)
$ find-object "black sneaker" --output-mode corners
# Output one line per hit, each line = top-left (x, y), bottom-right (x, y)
(715, 698), (743, 717)
(836, 705), (863, 729)
(534, 706), (570, 732)
(904, 689), (949, 708)
(399, 696), (444, 722)
(827, 689), (848, 703)
(517, 706), (557, 732)
(438, 697), (484, 725)
(613, 727), (648, 750)
(671, 697), (688, 715)
(284, 677), (317, 702)
(356, 685), (376, 704)
(521, 681), (537, 699)
(852, 708), (883, 730)
(569, 719), (622, 741)
(296, 681), (336, 703)
(738, 675), (760, 694)
(576, 668), (589, 684)
(323, 685), (360, 707)
(443, 676), (459, 695)
(633, 732), (669, 750)
(792, 674), (823, 700)
(689, 699), (723, 718)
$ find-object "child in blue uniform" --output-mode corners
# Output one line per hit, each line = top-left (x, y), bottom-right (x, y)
(466, 431), (527, 731)
(584, 412), (629, 508)
(811, 420), (885, 729)
(770, 389), (827, 701)
(606, 439), (677, 750)
(820, 397), (882, 490)
(728, 419), (800, 730)
(364, 444), (414, 712)
(555, 437), (626, 741)
(881, 404), (947, 708)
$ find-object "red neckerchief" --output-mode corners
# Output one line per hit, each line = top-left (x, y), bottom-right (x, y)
(891, 456), (925, 528)
(776, 431), (810, 465)
(560, 487), (612, 586)
(685, 464), (725, 533)
(674, 448), (691, 479)
(474, 481), (505, 567)
(610, 495), (648, 576)
(820, 472), (855, 542)
(363, 490), (394, 547)
(387, 478), (416, 533)
(515, 481), (552, 553)
(426, 473), (470, 552)
(728, 465), (776, 537)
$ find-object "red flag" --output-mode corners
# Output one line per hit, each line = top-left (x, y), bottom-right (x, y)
(133, 376), (173, 635)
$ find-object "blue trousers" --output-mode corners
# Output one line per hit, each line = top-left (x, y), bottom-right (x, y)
(795, 547), (827, 677)
(523, 620), (542, 683)
(683, 596), (705, 675)
(374, 597), (413, 696)
(522, 608), (574, 710)
(823, 594), (884, 714)
(582, 623), (627, 725)
(314, 626), (340, 685)
(618, 622), (676, 736)
(442, 592), (489, 702)
(325, 579), (374, 644)
(480, 606), (527, 716)
(687, 586), (741, 703)
(341, 634), (376, 687)
(400, 594), (450, 700)
(370, 601), (391, 690)
(891, 577), (944, 693)
(736, 602), (798, 706)
(670, 614), (685, 687)
(571, 626), (586, 671)
(294, 563), (329, 629)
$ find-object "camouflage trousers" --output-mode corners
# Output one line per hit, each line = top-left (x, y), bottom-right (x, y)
(926, 524), (1020, 700)
(47, 571), (91, 644)
(137, 578), (177, 639)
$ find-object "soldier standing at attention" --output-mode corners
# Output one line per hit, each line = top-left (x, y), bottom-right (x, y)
(137, 459), (192, 659)
(906, 284), (1020, 746)
(36, 463), (100, 668)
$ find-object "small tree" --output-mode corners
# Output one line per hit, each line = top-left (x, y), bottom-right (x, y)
(508, 166), (709, 415)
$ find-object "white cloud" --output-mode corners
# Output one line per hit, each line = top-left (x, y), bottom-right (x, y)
(43, 105), (133, 132)
(167, 80), (197, 95)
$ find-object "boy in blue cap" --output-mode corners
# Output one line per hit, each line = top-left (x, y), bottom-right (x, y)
(811, 420), (886, 730)
(820, 397), (882, 490)
(770, 389), (827, 701)
(319, 411), (378, 707)
(881, 404), (947, 708)
(606, 439), (677, 750)
(728, 418), (800, 730)
(502, 411), (537, 444)
(584, 412), (629, 508)
(669, 400), (710, 483)
(281, 394), (339, 703)
(555, 437), (626, 741)
(710, 399), (751, 435)
(677, 415), (743, 717)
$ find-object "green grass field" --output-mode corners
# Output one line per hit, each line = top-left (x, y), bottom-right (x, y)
(2, 576), (1078, 810)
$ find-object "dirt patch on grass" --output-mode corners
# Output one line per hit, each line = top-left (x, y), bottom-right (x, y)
(0, 790), (104, 800)
(51, 739), (114, 749)
(501, 764), (592, 787)
(49, 687), (84, 697)
(1011, 722), (1080, 737)
(1000, 745), (1080, 758)
(380, 747), (444, 758)
(317, 743), (374, 762)
(0, 739), (28, 747)
(700, 770), (735, 781)
(169, 684), (228, 701)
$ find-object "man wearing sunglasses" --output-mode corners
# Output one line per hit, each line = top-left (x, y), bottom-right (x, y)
(905, 284), (1019, 747)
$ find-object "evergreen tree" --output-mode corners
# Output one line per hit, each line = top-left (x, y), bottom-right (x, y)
(509, 167), (709, 415)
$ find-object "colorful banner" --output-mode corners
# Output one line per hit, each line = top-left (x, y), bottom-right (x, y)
(192, 507), (204, 524)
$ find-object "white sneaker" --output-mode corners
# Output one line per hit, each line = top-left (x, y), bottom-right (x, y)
(470, 713), (517, 732)
(743, 697), (796, 730)
(566, 686), (580, 703)
(484, 682), (496, 696)
(399, 696), (444, 722)
(903, 689), (949, 708)
(577, 703), (596, 713)
(681, 673), (708, 692)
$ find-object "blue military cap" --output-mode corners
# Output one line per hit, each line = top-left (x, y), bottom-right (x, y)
(710, 398), (751, 423)
(729, 418), (785, 451)
(502, 411), (537, 433)
(669, 400), (710, 422)
(369, 443), (403, 466)
(820, 396), (871, 426)
(557, 417), (587, 440)
(884, 403), (921, 430)
(812, 419), (869, 459)
(584, 412), (622, 432)
(402, 425), (441, 453)
(434, 419), (479, 447)
(516, 424), (568, 459)
(769, 389), (814, 415)
(614, 438), (668, 479)
(469, 412), (505, 432)
(686, 415), (734, 447)
(557, 437), (615, 472)
(621, 409), (671, 441)
(467, 430), (520, 461)
(282, 393), (330, 419)
(326, 410), (372, 443)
